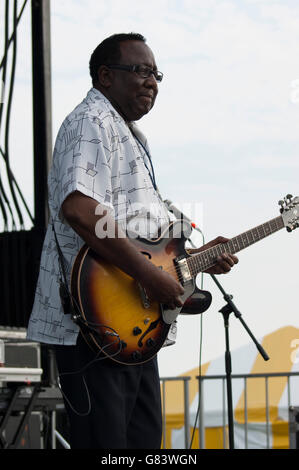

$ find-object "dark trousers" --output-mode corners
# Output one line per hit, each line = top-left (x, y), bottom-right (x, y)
(54, 334), (162, 449)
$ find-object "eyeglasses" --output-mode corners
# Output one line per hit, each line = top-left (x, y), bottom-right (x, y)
(106, 64), (163, 82)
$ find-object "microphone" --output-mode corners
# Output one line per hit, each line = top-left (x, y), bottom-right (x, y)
(164, 199), (197, 229)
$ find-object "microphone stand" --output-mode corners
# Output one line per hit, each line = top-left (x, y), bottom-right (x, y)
(209, 273), (269, 449)
(164, 200), (270, 450)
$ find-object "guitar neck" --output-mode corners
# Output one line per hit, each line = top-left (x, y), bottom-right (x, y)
(187, 215), (284, 277)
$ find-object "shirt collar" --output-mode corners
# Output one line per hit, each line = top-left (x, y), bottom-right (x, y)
(87, 87), (128, 124)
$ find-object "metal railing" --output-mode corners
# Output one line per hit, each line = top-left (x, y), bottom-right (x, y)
(160, 376), (191, 449)
(160, 371), (299, 449)
(198, 372), (299, 449)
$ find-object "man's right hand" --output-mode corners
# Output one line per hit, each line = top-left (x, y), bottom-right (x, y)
(62, 191), (185, 311)
(139, 266), (185, 310)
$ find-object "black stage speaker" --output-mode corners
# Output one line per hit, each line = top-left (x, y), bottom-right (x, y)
(0, 228), (44, 328)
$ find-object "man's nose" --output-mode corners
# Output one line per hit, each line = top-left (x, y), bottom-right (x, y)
(145, 73), (158, 91)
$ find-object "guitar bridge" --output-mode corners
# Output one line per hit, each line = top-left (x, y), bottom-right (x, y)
(175, 257), (192, 284)
(137, 282), (151, 308)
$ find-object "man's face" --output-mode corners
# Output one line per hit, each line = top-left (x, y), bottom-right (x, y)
(106, 40), (159, 121)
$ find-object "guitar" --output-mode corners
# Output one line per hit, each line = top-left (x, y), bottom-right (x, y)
(70, 194), (299, 365)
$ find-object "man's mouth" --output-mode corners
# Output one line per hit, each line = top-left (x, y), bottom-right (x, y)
(138, 95), (153, 104)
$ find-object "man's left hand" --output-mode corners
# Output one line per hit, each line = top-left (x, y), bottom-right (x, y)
(188, 236), (239, 275)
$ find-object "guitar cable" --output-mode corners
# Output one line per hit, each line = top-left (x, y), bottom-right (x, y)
(57, 338), (121, 417)
(56, 289), (123, 417)
(187, 232), (205, 450)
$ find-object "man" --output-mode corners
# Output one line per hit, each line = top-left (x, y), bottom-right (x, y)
(27, 33), (238, 449)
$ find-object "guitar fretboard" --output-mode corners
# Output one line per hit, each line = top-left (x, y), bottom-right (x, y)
(187, 215), (284, 276)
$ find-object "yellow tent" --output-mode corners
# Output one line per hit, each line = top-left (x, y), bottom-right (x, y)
(161, 326), (299, 449)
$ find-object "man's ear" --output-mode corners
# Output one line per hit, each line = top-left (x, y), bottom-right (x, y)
(97, 65), (113, 89)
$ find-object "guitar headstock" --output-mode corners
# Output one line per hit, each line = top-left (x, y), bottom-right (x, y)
(279, 194), (299, 232)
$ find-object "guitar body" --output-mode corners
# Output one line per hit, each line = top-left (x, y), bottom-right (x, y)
(69, 194), (299, 365)
(70, 221), (211, 365)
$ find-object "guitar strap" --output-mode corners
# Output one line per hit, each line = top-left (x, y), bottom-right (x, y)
(128, 122), (158, 192)
(52, 223), (74, 316)
(52, 224), (108, 342)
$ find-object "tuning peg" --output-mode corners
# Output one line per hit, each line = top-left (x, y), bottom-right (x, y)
(278, 200), (285, 213)
(286, 194), (293, 200)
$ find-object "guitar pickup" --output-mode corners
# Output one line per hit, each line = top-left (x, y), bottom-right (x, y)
(176, 257), (192, 283)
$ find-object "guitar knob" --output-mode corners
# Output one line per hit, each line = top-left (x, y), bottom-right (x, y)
(132, 351), (142, 361)
(146, 338), (156, 347)
(120, 340), (127, 350)
(133, 327), (142, 336)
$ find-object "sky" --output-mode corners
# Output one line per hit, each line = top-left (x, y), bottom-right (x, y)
(1, 0), (299, 377)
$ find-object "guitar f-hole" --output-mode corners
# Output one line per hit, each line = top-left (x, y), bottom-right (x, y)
(138, 319), (160, 347)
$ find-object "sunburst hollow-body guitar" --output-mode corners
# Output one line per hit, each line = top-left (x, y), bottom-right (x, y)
(70, 195), (299, 365)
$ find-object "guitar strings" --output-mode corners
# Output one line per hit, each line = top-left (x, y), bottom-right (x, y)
(146, 213), (285, 281)
(157, 246), (220, 283)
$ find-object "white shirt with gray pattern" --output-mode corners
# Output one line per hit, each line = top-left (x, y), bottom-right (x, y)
(27, 88), (170, 345)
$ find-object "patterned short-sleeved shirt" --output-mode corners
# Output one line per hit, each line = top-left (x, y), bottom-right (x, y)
(27, 88), (170, 345)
